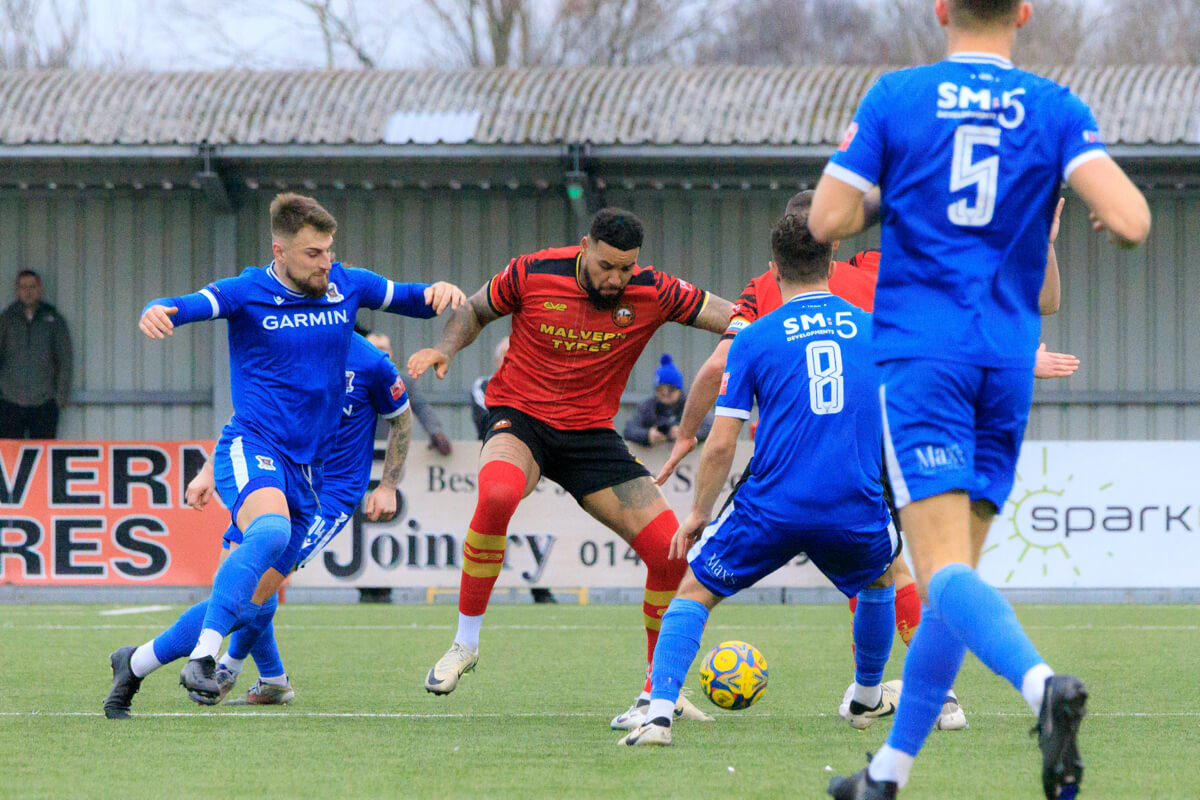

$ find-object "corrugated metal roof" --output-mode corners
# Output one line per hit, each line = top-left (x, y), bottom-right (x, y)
(0, 65), (1196, 147)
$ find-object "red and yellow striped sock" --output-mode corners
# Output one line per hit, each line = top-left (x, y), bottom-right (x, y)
(631, 509), (688, 668)
(458, 461), (526, 617)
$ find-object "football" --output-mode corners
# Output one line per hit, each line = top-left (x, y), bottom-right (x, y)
(698, 640), (768, 709)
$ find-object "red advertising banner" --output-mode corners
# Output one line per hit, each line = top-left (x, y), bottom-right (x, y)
(0, 441), (226, 585)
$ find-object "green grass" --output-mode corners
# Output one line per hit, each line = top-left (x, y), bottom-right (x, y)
(2, 602), (1197, 799)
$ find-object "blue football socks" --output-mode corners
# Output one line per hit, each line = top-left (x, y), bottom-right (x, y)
(884, 602), (965, 757)
(152, 600), (210, 665)
(852, 584), (896, 690)
(202, 513), (290, 636)
(648, 598), (710, 719)
(228, 594), (285, 679)
(929, 562), (1045, 690)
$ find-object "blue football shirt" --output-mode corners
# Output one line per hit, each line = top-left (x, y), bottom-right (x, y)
(145, 262), (432, 464)
(716, 291), (890, 532)
(826, 53), (1107, 368)
(320, 333), (409, 513)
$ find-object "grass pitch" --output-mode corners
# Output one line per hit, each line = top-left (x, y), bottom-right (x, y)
(1, 602), (1197, 799)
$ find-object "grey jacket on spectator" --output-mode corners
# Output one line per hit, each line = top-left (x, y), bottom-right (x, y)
(0, 300), (72, 407)
(623, 394), (712, 445)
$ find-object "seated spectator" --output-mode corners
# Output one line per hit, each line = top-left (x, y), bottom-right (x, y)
(624, 354), (711, 446)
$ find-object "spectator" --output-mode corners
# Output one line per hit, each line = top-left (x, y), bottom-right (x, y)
(365, 332), (452, 456)
(0, 270), (72, 439)
(623, 354), (711, 446)
(471, 336), (509, 440)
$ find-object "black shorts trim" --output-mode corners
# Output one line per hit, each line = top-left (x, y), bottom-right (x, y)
(482, 405), (650, 502)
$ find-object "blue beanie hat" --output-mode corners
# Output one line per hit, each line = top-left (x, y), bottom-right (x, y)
(655, 354), (684, 390)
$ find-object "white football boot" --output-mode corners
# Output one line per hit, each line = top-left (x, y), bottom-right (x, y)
(611, 691), (715, 730)
(424, 642), (478, 695)
(842, 679), (901, 730)
(935, 689), (969, 730)
(620, 720), (672, 746)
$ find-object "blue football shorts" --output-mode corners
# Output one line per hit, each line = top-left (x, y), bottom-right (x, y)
(213, 426), (322, 572)
(880, 358), (1034, 511)
(687, 500), (899, 599)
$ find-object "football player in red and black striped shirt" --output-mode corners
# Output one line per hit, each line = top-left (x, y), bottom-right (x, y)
(408, 208), (733, 724)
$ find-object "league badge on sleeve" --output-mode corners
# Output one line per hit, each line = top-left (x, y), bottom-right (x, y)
(838, 121), (858, 152)
(390, 378), (404, 401)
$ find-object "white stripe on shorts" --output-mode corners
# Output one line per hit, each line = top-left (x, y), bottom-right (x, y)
(299, 512), (352, 568)
(230, 436), (249, 489)
(687, 499), (738, 565)
(880, 383), (912, 509)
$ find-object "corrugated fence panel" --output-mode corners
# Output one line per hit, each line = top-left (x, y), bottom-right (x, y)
(11, 183), (1196, 443)
(1028, 193), (1200, 439)
(0, 188), (217, 440)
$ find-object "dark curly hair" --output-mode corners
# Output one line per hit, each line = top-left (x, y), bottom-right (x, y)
(589, 208), (644, 251)
(770, 212), (832, 285)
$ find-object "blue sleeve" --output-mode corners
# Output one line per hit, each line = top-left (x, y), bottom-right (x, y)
(141, 275), (241, 326)
(715, 331), (755, 419)
(1058, 88), (1108, 181)
(825, 77), (889, 191)
(348, 267), (435, 319)
(367, 354), (409, 418)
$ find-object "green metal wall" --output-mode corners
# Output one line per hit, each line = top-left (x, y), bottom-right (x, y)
(2, 179), (1196, 442)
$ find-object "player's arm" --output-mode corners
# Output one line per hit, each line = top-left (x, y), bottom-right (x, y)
(365, 408), (412, 522)
(139, 284), (232, 339)
(808, 179), (881, 242)
(669, 415), (743, 560)
(688, 293), (734, 334)
(655, 337), (732, 485)
(1067, 158), (1150, 248)
(407, 284), (503, 380)
(1039, 197), (1066, 315)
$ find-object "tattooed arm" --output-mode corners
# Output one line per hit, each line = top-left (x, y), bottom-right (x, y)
(407, 285), (503, 380)
(365, 408), (413, 522)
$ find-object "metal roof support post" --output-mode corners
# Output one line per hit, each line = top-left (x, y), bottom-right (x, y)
(210, 210), (236, 432)
(194, 142), (232, 213)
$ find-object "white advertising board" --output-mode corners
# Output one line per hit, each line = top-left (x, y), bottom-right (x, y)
(977, 441), (1200, 588)
(289, 441), (838, 590)
(289, 440), (1200, 591)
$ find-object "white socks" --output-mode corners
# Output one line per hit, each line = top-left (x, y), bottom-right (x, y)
(130, 642), (162, 678)
(217, 654), (245, 675)
(1021, 663), (1055, 715)
(188, 628), (223, 661)
(869, 745), (915, 788)
(646, 698), (676, 724)
(454, 613), (483, 652)
(852, 682), (883, 708)
(260, 673), (289, 686)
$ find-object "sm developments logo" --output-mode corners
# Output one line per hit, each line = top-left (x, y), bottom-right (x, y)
(983, 444), (1199, 585)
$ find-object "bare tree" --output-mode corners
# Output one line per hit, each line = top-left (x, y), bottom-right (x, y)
(695, 0), (883, 66)
(0, 0), (87, 68)
(416, 0), (536, 67)
(1091, 0), (1200, 64)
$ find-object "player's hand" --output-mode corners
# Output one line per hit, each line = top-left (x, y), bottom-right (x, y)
(139, 305), (178, 339)
(669, 511), (708, 560)
(428, 432), (453, 456)
(408, 348), (450, 380)
(185, 463), (216, 510)
(655, 436), (697, 485)
(668, 425), (681, 441)
(1049, 197), (1065, 244)
(365, 484), (398, 522)
(424, 282), (466, 315)
(647, 428), (667, 446)
(1034, 342), (1080, 379)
